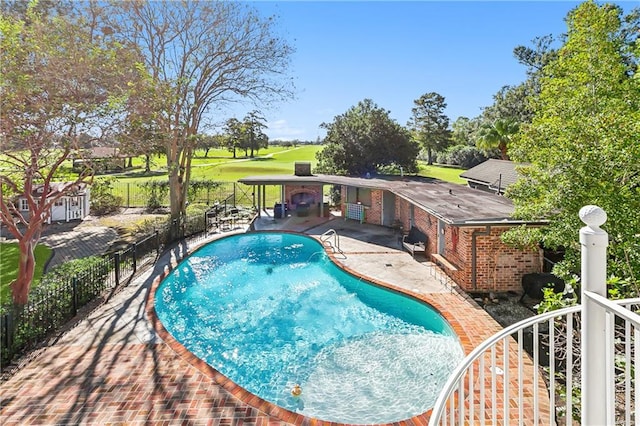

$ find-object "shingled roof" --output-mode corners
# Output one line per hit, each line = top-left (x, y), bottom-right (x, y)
(459, 159), (522, 195)
(238, 173), (545, 225)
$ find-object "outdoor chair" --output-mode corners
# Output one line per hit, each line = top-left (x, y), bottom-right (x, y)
(402, 226), (427, 258)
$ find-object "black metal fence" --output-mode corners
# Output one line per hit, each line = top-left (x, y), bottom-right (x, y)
(0, 206), (244, 366)
(110, 181), (256, 209)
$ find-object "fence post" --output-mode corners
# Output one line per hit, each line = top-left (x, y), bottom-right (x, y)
(132, 242), (137, 273)
(579, 205), (608, 426)
(72, 276), (78, 316)
(2, 312), (13, 353)
(114, 252), (121, 287)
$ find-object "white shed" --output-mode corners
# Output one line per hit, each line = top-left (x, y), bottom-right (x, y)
(17, 182), (90, 223)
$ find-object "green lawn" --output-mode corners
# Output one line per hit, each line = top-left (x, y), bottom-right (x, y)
(417, 162), (466, 184)
(110, 145), (323, 183)
(0, 242), (52, 305)
(105, 145), (467, 185)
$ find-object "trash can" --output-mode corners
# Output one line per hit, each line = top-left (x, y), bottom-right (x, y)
(274, 203), (283, 219)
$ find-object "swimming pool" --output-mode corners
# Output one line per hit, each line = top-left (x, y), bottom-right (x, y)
(155, 232), (463, 423)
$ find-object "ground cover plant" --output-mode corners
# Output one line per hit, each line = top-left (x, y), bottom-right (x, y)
(0, 243), (52, 305)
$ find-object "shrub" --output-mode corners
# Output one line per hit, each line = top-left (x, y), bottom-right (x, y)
(90, 177), (123, 215)
(436, 145), (487, 168)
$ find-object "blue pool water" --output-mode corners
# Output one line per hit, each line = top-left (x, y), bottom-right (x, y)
(155, 232), (463, 423)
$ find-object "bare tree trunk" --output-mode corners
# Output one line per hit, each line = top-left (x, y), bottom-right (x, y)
(11, 240), (36, 305)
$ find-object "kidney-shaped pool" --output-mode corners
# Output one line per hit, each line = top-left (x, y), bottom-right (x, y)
(155, 232), (463, 423)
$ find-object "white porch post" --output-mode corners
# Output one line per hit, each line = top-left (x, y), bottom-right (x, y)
(579, 205), (608, 426)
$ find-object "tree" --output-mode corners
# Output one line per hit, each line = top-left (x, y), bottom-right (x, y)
(451, 116), (481, 146)
(101, 1), (294, 236)
(0, 6), (138, 304)
(223, 118), (244, 158)
(408, 92), (451, 165)
(475, 118), (519, 160)
(506, 1), (640, 285)
(196, 134), (224, 158)
(243, 111), (269, 158)
(315, 99), (419, 175)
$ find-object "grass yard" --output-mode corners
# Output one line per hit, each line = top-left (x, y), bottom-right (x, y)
(106, 145), (466, 185)
(0, 242), (52, 305)
(418, 162), (466, 184)
(190, 145), (322, 181)
(113, 145), (323, 183)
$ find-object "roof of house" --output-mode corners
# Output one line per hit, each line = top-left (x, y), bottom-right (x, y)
(80, 147), (128, 159)
(239, 174), (542, 226)
(24, 182), (89, 198)
(459, 159), (522, 193)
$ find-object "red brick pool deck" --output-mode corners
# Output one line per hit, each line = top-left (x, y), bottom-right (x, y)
(0, 219), (543, 425)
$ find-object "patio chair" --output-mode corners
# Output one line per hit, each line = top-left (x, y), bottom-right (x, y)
(402, 226), (427, 258)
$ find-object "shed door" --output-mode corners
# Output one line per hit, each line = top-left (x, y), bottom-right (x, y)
(382, 191), (395, 227)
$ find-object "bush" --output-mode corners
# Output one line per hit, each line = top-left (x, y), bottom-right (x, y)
(436, 145), (487, 168)
(1, 256), (112, 365)
(141, 181), (170, 211)
(90, 177), (123, 215)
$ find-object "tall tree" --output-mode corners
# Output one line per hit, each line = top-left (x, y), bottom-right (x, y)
(223, 118), (244, 159)
(243, 111), (269, 158)
(451, 116), (481, 146)
(507, 1), (640, 284)
(316, 99), (419, 175)
(101, 1), (294, 235)
(0, 5), (139, 304)
(475, 118), (519, 160)
(196, 134), (224, 158)
(408, 92), (451, 165)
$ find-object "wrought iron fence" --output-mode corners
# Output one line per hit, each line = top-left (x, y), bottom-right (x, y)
(109, 181), (254, 209)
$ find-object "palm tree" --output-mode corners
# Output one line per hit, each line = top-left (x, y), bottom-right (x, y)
(475, 118), (519, 160)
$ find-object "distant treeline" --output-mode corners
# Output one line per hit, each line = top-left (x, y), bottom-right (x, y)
(270, 139), (324, 146)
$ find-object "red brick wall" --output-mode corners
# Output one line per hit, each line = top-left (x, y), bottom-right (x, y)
(395, 196), (410, 231)
(364, 189), (383, 225)
(285, 185), (322, 208)
(389, 198), (542, 293)
(465, 226), (542, 293)
(342, 189), (542, 294)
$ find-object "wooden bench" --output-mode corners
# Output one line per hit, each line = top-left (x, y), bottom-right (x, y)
(402, 226), (427, 258)
(431, 253), (459, 272)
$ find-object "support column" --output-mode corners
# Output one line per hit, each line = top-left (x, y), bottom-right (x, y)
(579, 205), (608, 426)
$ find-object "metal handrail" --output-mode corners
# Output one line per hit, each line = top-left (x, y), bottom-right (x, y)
(319, 228), (341, 254)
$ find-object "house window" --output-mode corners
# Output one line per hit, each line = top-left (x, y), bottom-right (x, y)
(20, 199), (28, 211)
(70, 197), (79, 206)
(54, 199), (64, 207)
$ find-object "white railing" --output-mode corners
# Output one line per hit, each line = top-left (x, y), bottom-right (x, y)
(429, 205), (640, 425)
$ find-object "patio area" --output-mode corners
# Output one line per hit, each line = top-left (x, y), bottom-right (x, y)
(0, 213), (515, 425)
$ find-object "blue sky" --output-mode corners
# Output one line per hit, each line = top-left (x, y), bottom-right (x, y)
(222, 1), (635, 141)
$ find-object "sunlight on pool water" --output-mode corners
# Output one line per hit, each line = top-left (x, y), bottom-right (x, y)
(156, 233), (463, 423)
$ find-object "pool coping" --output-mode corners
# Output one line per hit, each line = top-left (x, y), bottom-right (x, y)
(146, 230), (477, 426)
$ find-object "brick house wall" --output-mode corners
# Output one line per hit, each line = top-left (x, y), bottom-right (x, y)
(377, 197), (541, 293)
(364, 189), (383, 225)
(462, 226), (542, 293)
(433, 225), (541, 293)
(340, 187), (542, 294)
